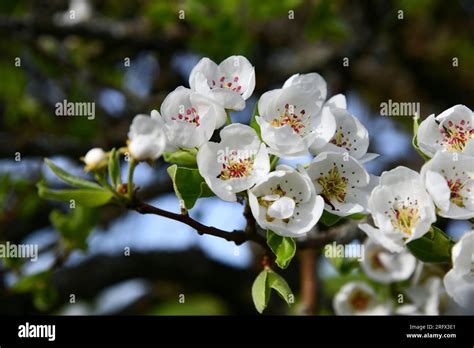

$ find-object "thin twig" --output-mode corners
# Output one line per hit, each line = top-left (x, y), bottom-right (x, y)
(133, 202), (268, 248)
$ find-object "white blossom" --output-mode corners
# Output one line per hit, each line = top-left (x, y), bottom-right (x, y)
(443, 230), (474, 312)
(359, 166), (436, 253)
(248, 165), (324, 237)
(417, 104), (474, 157)
(197, 124), (270, 202)
(256, 73), (336, 158)
(396, 277), (443, 315)
(305, 152), (375, 216)
(128, 112), (167, 161)
(362, 238), (417, 284)
(310, 95), (379, 163)
(155, 86), (225, 149)
(333, 281), (392, 315)
(420, 151), (474, 219)
(83, 147), (107, 172)
(189, 55), (255, 112)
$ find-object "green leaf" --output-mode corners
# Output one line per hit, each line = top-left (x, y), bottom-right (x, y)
(12, 271), (58, 311)
(37, 181), (113, 207)
(266, 230), (296, 269)
(50, 205), (97, 250)
(44, 158), (102, 190)
(347, 213), (367, 220)
(319, 210), (342, 226)
(251, 269), (294, 313)
(411, 115), (431, 161)
(108, 148), (121, 189)
(407, 226), (455, 263)
(163, 148), (198, 167)
(12, 271), (52, 293)
(166, 165), (213, 209)
(251, 270), (270, 314)
(267, 270), (293, 305)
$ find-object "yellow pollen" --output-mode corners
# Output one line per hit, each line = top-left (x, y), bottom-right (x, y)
(217, 157), (253, 180)
(390, 205), (420, 236)
(317, 166), (348, 203)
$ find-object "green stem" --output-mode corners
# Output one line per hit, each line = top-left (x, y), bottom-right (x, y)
(127, 158), (136, 201)
(270, 155), (279, 170)
(226, 110), (232, 125)
(95, 173), (121, 200)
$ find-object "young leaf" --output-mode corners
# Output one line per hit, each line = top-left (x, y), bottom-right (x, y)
(407, 226), (455, 263)
(108, 148), (121, 189)
(37, 181), (113, 207)
(319, 210), (342, 226)
(267, 270), (293, 306)
(167, 165), (214, 209)
(44, 158), (102, 190)
(163, 148), (198, 167)
(266, 230), (296, 269)
(251, 269), (270, 314)
(50, 205), (97, 250)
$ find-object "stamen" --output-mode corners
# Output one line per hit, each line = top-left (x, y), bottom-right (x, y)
(217, 156), (254, 180)
(439, 119), (474, 152)
(390, 203), (420, 236)
(317, 166), (348, 203)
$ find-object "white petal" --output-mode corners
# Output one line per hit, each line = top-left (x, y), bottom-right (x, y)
(444, 270), (474, 310)
(218, 55), (255, 100)
(129, 133), (166, 161)
(359, 153), (379, 163)
(257, 89), (282, 120)
(425, 170), (451, 212)
(417, 114), (442, 157)
(189, 57), (219, 91)
(267, 196), (296, 219)
(84, 148), (106, 166)
(261, 194), (280, 201)
(359, 223), (405, 253)
(325, 94), (347, 109)
(207, 88), (245, 110)
(436, 104), (472, 123)
(310, 107), (337, 149)
(257, 117), (309, 158)
(451, 231), (474, 274)
(283, 72), (327, 101)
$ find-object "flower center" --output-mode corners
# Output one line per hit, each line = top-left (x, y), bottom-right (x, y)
(446, 177), (467, 208)
(330, 127), (353, 151)
(258, 185), (291, 223)
(349, 290), (370, 311)
(369, 251), (387, 271)
(171, 107), (200, 127)
(217, 156), (254, 180)
(439, 119), (473, 152)
(271, 104), (306, 134)
(210, 76), (242, 93)
(317, 166), (348, 203)
(390, 204), (420, 236)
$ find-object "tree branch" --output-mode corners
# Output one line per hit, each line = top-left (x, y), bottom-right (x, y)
(298, 248), (317, 315)
(132, 201), (268, 249)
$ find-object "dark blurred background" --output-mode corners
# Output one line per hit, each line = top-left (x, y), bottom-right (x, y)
(0, 0), (473, 315)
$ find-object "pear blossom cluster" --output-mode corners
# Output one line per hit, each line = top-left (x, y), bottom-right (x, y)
(78, 55), (474, 315)
(346, 104), (474, 315)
